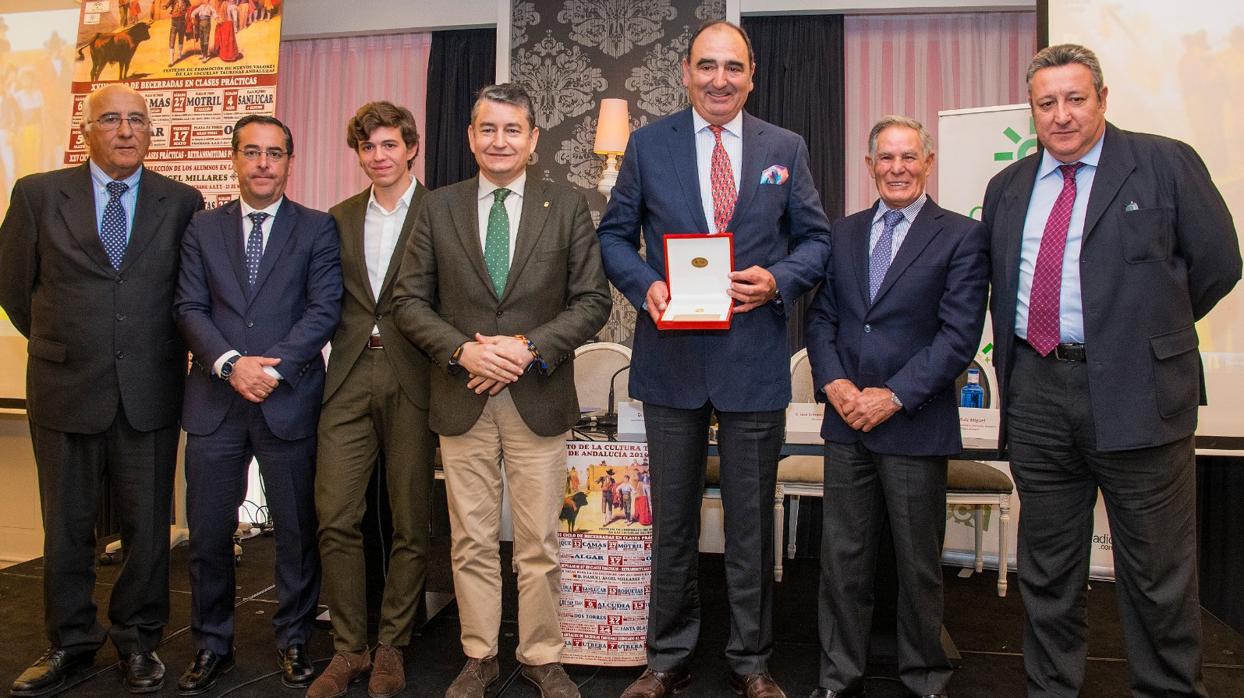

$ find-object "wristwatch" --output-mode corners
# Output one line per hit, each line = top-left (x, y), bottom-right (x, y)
(889, 389), (903, 409)
(220, 355), (240, 379)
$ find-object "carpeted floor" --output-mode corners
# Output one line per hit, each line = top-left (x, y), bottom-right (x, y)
(1, 532), (1242, 697)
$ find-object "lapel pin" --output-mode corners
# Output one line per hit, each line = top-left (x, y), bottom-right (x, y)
(544, 201), (550, 208)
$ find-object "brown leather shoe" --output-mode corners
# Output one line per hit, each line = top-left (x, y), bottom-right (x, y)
(730, 672), (787, 698)
(520, 662), (579, 698)
(367, 644), (405, 698)
(305, 649), (370, 698)
(445, 656), (499, 698)
(620, 667), (692, 698)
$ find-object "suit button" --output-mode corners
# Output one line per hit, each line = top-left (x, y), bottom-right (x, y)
(115, 313), (126, 322)
(375, 314), (382, 321)
(496, 310), (503, 317)
(864, 324), (872, 333)
(246, 320), (254, 328)
(115, 277), (124, 284)
(115, 351), (125, 359)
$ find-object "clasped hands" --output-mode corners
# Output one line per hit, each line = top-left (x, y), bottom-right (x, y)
(458, 333), (533, 396)
(825, 379), (901, 432)
(228, 356), (281, 403)
(644, 265), (777, 324)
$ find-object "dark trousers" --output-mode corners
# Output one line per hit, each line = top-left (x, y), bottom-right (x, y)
(315, 349), (435, 652)
(1007, 342), (1205, 697)
(816, 441), (951, 696)
(643, 402), (784, 675)
(184, 395), (320, 655)
(31, 412), (177, 656)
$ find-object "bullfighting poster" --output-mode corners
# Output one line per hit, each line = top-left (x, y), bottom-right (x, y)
(559, 440), (652, 666)
(66, 0), (282, 207)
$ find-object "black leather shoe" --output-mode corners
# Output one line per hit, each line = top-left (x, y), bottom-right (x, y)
(10, 647), (96, 697)
(278, 644), (315, 688)
(178, 649), (235, 695)
(120, 651), (165, 694)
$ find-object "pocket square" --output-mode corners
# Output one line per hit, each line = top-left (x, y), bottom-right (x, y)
(760, 164), (789, 185)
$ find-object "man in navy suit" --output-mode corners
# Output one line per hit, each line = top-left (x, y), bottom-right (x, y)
(805, 116), (988, 698)
(983, 44), (1240, 697)
(173, 115), (342, 694)
(597, 21), (831, 698)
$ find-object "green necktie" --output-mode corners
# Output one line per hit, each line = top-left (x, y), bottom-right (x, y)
(485, 188), (511, 296)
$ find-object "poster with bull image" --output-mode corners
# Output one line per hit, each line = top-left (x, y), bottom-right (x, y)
(66, 0), (281, 207)
(559, 441), (652, 665)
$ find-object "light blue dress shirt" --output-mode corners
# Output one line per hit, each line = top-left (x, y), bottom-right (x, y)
(89, 160), (141, 241)
(1014, 133), (1105, 343)
(869, 193), (927, 262)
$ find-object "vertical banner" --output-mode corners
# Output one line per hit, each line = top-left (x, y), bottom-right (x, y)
(67, 0), (282, 208)
(558, 440), (652, 666)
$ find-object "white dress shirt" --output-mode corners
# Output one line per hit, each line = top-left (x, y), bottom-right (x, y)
(214, 197), (285, 379)
(365, 177), (417, 333)
(476, 172), (525, 266)
(692, 110), (743, 234)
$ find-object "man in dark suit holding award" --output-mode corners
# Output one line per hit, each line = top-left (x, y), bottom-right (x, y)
(805, 116), (988, 698)
(0, 83), (202, 697)
(392, 83), (609, 698)
(173, 115), (341, 694)
(596, 20), (831, 698)
(308, 101), (435, 698)
(982, 44), (1240, 696)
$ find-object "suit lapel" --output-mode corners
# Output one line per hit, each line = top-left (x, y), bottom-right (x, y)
(221, 200), (250, 296)
(449, 178), (496, 297)
(252, 198), (296, 300)
(504, 178), (552, 298)
(1001, 157), (1039, 301)
(669, 110), (710, 232)
(870, 200), (944, 306)
(378, 181), (426, 300)
(1082, 123), (1133, 242)
(852, 203), (878, 307)
(339, 190), (375, 305)
(58, 164), (115, 273)
(120, 169), (168, 273)
(729, 112), (764, 233)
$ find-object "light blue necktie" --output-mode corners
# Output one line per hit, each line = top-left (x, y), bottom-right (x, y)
(868, 208), (905, 302)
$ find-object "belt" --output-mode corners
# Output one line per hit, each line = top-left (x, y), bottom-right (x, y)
(1019, 336), (1086, 362)
(367, 335), (384, 349)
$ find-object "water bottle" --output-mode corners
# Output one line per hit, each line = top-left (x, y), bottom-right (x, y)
(960, 368), (984, 408)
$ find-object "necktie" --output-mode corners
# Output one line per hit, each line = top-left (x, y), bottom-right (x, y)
(708, 125), (736, 234)
(1027, 162), (1083, 356)
(869, 209), (905, 301)
(484, 188), (511, 297)
(100, 180), (130, 269)
(245, 211), (268, 286)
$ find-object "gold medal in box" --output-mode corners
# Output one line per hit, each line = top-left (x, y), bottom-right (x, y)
(658, 233), (734, 330)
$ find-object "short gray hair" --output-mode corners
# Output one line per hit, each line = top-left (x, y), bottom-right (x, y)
(1026, 43), (1105, 95)
(867, 115), (934, 159)
(471, 83), (537, 131)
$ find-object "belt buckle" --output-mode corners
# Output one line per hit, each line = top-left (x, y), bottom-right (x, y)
(1054, 343), (1084, 362)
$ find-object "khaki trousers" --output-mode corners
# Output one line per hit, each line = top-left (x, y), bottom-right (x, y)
(439, 389), (567, 665)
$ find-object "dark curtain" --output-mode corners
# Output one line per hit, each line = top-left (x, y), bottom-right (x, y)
(742, 14), (845, 354)
(424, 28), (496, 189)
(1196, 455), (1244, 634)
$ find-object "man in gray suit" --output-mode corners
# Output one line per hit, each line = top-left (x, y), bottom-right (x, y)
(982, 44), (1241, 696)
(308, 101), (435, 698)
(392, 83), (610, 698)
(0, 84), (203, 696)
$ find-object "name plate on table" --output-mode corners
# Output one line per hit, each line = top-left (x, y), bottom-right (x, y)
(658, 233), (734, 330)
(958, 407), (1000, 449)
(785, 402), (825, 444)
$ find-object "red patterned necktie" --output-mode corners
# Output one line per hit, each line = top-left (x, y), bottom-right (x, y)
(1027, 162), (1083, 356)
(708, 125), (736, 234)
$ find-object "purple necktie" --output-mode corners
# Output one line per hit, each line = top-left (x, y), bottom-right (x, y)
(1027, 162), (1083, 356)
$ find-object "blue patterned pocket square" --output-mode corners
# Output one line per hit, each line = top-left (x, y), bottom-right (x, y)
(760, 164), (789, 184)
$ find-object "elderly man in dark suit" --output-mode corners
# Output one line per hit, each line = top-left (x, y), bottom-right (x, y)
(173, 114), (341, 694)
(982, 44), (1240, 697)
(0, 83), (203, 696)
(596, 21), (831, 698)
(308, 101), (435, 698)
(392, 83), (610, 698)
(805, 116), (988, 698)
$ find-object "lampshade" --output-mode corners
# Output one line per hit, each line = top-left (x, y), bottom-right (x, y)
(593, 98), (630, 155)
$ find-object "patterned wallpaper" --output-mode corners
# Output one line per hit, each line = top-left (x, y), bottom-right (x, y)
(510, 0), (726, 345)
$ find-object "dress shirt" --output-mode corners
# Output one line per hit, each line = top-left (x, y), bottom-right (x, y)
(1014, 135), (1103, 343)
(365, 177), (416, 334)
(476, 172), (525, 266)
(692, 109), (743, 233)
(89, 159), (141, 240)
(214, 197), (285, 379)
(869, 193), (927, 263)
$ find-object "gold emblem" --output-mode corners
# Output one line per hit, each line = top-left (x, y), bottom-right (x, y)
(691, 257), (708, 268)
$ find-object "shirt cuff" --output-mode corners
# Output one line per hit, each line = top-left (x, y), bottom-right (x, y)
(213, 350), (240, 378)
(263, 366), (283, 381)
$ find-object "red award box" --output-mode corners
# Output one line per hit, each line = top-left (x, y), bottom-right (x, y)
(657, 233), (734, 330)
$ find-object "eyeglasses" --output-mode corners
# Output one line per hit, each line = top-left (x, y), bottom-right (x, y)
(237, 148), (289, 162)
(89, 113), (150, 132)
